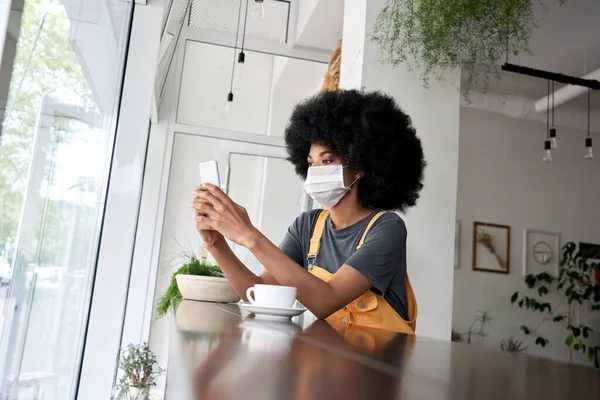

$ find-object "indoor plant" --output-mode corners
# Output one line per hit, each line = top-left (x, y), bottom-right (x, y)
(457, 310), (493, 345)
(510, 242), (600, 362)
(371, 0), (567, 97)
(500, 336), (528, 355)
(112, 343), (164, 400)
(156, 248), (237, 318)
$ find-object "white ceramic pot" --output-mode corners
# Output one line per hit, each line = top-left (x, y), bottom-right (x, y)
(128, 386), (149, 400)
(175, 274), (241, 303)
(175, 299), (240, 333)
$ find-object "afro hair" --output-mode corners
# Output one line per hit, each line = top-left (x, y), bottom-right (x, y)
(284, 89), (425, 212)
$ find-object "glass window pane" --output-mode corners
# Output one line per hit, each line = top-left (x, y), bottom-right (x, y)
(0, 0), (132, 398)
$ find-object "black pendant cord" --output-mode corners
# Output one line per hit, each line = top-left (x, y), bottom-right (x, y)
(230, 0), (244, 93)
(240, 0), (250, 52)
(588, 88), (591, 138)
(551, 80), (555, 127)
(546, 80), (550, 139)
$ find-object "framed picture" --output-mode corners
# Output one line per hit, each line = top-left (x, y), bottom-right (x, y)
(523, 229), (560, 276)
(472, 222), (510, 274)
(454, 220), (461, 270)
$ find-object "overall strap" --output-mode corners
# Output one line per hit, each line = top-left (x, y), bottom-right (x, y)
(356, 211), (387, 250)
(307, 210), (330, 266)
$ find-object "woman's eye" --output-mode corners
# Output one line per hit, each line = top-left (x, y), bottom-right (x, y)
(323, 159), (333, 164)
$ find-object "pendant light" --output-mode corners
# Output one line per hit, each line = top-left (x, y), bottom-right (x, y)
(585, 88), (594, 159)
(235, 0), (250, 77)
(543, 80), (552, 163)
(226, 0), (244, 113)
(252, 0), (265, 20)
(549, 80), (557, 148)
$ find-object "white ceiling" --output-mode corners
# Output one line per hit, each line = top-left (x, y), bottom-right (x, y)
(184, 0), (600, 108)
(509, 0), (600, 77)
(293, 0), (600, 74)
(467, 0), (600, 109)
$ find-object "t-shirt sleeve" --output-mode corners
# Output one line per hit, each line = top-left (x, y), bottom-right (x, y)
(279, 212), (313, 268)
(345, 214), (407, 296)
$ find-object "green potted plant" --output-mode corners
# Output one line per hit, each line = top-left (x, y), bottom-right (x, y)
(156, 248), (240, 318)
(511, 242), (600, 362)
(112, 343), (164, 400)
(371, 0), (567, 98)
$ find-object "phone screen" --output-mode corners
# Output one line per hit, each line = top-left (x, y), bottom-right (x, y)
(199, 160), (221, 187)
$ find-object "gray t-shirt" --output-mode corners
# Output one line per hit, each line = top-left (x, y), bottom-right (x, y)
(279, 209), (409, 319)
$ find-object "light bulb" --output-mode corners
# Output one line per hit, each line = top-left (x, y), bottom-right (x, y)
(225, 92), (234, 113)
(543, 150), (552, 163)
(549, 128), (557, 149)
(543, 140), (552, 163)
(235, 52), (245, 77)
(235, 63), (245, 77)
(252, 0), (265, 20)
(585, 137), (593, 159)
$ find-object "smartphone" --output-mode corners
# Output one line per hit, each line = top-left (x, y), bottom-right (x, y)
(199, 160), (221, 188)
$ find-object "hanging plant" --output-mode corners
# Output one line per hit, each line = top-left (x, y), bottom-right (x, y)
(371, 0), (566, 97)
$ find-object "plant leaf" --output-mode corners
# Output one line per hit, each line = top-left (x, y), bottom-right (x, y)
(518, 299), (524, 308)
(589, 347), (595, 361)
(572, 327), (581, 338)
(535, 337), (547, 347)
(525, 274), (537, 288)
(510, 292), (519, 303)
(537, 272), (554, 283)
(582, 327), (591, 339)
(573, 343), (581, 351)
(539, 303), (552, 313)
(538, 286), (549, 296)
(520, 325), (530, 335)
(552, 315), (565, 322)
(565, 335), (574, 346)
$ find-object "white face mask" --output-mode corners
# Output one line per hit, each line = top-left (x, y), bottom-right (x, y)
(304, 165), (357, 209)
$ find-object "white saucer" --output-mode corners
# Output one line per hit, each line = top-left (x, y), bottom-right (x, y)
(239, 302), (306, 320)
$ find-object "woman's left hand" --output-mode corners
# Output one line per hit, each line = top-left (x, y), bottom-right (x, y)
(192, 184), (260, 248)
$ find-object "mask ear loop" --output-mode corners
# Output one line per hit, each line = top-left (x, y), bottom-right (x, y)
(347, 177), (359, 190)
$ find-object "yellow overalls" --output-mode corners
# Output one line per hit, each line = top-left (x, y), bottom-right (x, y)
(307, 210), (418, 334)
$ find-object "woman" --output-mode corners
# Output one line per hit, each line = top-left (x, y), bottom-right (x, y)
(191, 89), (425, 333)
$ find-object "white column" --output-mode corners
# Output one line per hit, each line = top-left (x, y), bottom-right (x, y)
(341, 0), (460, 341)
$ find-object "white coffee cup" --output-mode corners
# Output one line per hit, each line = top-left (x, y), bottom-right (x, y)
(245, 284), (297, 308)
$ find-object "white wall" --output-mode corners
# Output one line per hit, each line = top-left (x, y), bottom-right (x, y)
(177, 41), (274, 133)
(266, 57), (326, 137)
(295, 0), (343, 52)
(454, 107), (600, 364)
(177, 41), (326, 137)
(258, 157), (304, 243)
(341, 0), (460, 341)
